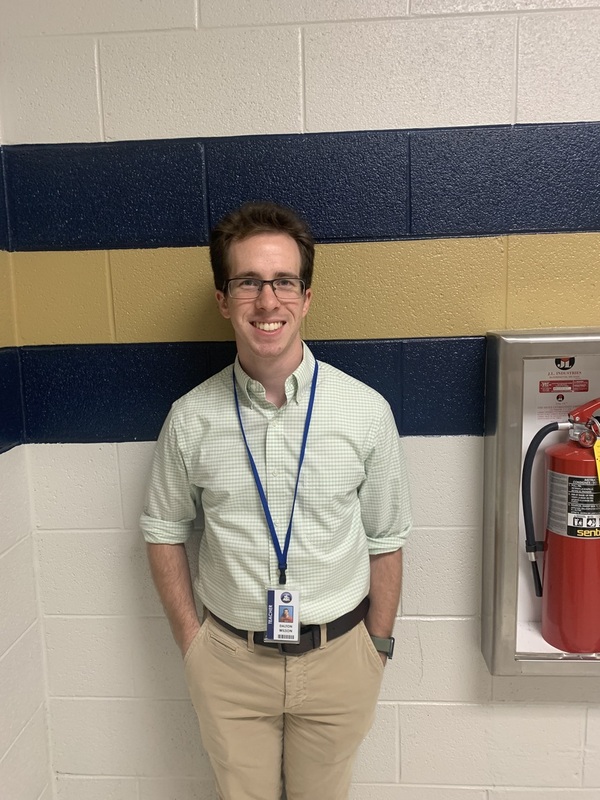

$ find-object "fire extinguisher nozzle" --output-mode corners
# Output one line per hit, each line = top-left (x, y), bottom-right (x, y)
(522, 421), (561, 597)
(526, 541), (545, 556)
(531, 562), (543, 598)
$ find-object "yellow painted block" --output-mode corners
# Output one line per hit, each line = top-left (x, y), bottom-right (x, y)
(0, 251), (17, 347)
(306, 237), (507, 340)
(12, 251), (114, 345)
(111, 247), (232, 343)
(507, 233), (600, 329)
(12, 232), (599, 347)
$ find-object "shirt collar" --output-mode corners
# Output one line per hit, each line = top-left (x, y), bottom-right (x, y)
(233, 344), (316, 407)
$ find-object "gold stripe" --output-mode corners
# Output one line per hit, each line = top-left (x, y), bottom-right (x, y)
(306, 237), (508, 339)
(506, 233), (600, 329)
(13, 250), (118, 346)
(0, 251), (17, 347)
(3, 232), (599, 348)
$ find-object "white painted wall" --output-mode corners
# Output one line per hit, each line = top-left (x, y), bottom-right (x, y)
(0, 1), (599, 144)
(0, 447), (52, 800)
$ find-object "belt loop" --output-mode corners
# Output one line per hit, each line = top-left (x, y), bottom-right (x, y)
(319, 623), (327, 649)
(247, 630), (255, 653)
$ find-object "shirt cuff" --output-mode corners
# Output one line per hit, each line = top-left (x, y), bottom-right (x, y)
(366, 531), (409, 555)
(140, 514), (193, 544)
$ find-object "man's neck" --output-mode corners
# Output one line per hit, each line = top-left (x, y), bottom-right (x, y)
(259, 375), (288, 408)
(238, 344), (304, 408)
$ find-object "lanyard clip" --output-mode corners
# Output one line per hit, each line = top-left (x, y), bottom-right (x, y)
(279, 567), (287, 585)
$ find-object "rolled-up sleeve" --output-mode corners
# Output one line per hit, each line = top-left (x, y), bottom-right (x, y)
(140, 409), (198, 544)
(358, 403), (412, 554)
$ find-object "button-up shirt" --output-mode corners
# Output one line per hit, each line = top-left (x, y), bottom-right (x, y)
(141, 345), (412, 630)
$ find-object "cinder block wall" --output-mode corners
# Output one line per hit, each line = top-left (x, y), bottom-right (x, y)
(0, 448), (51, 799)
(1, 2), (600, 799)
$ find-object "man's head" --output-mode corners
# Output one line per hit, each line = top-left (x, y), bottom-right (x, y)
(211, 202), (314, 378)
(209, 201), (315, 290)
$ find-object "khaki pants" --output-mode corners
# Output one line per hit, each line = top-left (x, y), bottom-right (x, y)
(184, 616), (384, 800)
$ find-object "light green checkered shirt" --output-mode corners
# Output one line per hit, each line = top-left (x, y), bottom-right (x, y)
(141, 345), (412, 630)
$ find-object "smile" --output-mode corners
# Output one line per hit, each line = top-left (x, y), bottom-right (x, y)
(252, 321), (284, 331)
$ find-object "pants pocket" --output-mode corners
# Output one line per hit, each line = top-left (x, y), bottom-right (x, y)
(207, 622), (240, 655)
(183, 621), (205, 667)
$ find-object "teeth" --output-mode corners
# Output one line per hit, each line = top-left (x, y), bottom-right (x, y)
(254, 322), (283, 331)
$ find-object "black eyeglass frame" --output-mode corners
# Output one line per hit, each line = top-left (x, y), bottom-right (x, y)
(223, 277), (306, 298)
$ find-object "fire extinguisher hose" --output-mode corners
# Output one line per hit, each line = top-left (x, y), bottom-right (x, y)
(521, 422), (561, 598)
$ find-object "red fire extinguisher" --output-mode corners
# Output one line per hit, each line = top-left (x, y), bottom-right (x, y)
(522, 397), (600, 653)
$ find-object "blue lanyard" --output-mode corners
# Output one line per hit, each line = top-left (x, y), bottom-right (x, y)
(233, 361), (319, 585)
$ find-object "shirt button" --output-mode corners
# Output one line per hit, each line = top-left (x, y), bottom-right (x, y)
(271, 470), (278, 477)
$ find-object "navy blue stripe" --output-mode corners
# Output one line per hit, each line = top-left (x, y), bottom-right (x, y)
(0, 338), (485, 445)
(411, 123), (600, 237)
(0, 348), (24, 454)
(0, 150), (9, 250)
(1, 122), (599, 251)
(400, 337), (486, 436)
(206, 131), (409, 241)
(3, 140), (207, 251)
(20, 342), (236, 444)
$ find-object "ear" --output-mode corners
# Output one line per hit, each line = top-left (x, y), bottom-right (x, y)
(301, 288), (312, 318)
(216, 290), (231, 319)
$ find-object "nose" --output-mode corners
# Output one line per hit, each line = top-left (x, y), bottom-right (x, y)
(256, 282), (279, 309)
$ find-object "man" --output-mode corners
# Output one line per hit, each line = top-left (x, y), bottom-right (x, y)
(141, 201), (411, 800)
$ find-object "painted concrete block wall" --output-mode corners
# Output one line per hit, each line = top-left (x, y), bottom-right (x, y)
(1, 2), (600, 144)
(1, 0), (600, 798)
(0, 448), (51, 799)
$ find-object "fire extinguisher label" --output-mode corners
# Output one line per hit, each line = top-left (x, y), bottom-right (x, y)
(547, 471), (600, 538)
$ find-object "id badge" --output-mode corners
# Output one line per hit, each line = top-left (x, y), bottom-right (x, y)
(264, 587), (300, 643)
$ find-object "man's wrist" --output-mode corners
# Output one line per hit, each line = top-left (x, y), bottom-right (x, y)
(178, 619), (202, 656)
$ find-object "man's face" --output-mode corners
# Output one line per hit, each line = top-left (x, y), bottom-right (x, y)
(215, 232), (312, 372)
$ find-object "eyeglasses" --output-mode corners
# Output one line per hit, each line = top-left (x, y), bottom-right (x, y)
(224, 277), (305, 299)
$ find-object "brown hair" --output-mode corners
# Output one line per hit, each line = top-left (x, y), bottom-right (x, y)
(209, 201), (315, 290)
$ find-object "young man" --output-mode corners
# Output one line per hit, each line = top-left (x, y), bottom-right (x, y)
(141, 202), (412, 800)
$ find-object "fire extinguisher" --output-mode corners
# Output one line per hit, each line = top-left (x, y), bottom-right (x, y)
(522, 397), (600, 653)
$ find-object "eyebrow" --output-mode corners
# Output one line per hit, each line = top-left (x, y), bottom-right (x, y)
(231, 271), (301, 279)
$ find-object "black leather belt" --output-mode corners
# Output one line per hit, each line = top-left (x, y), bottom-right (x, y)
(209, 596), (370, 656)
